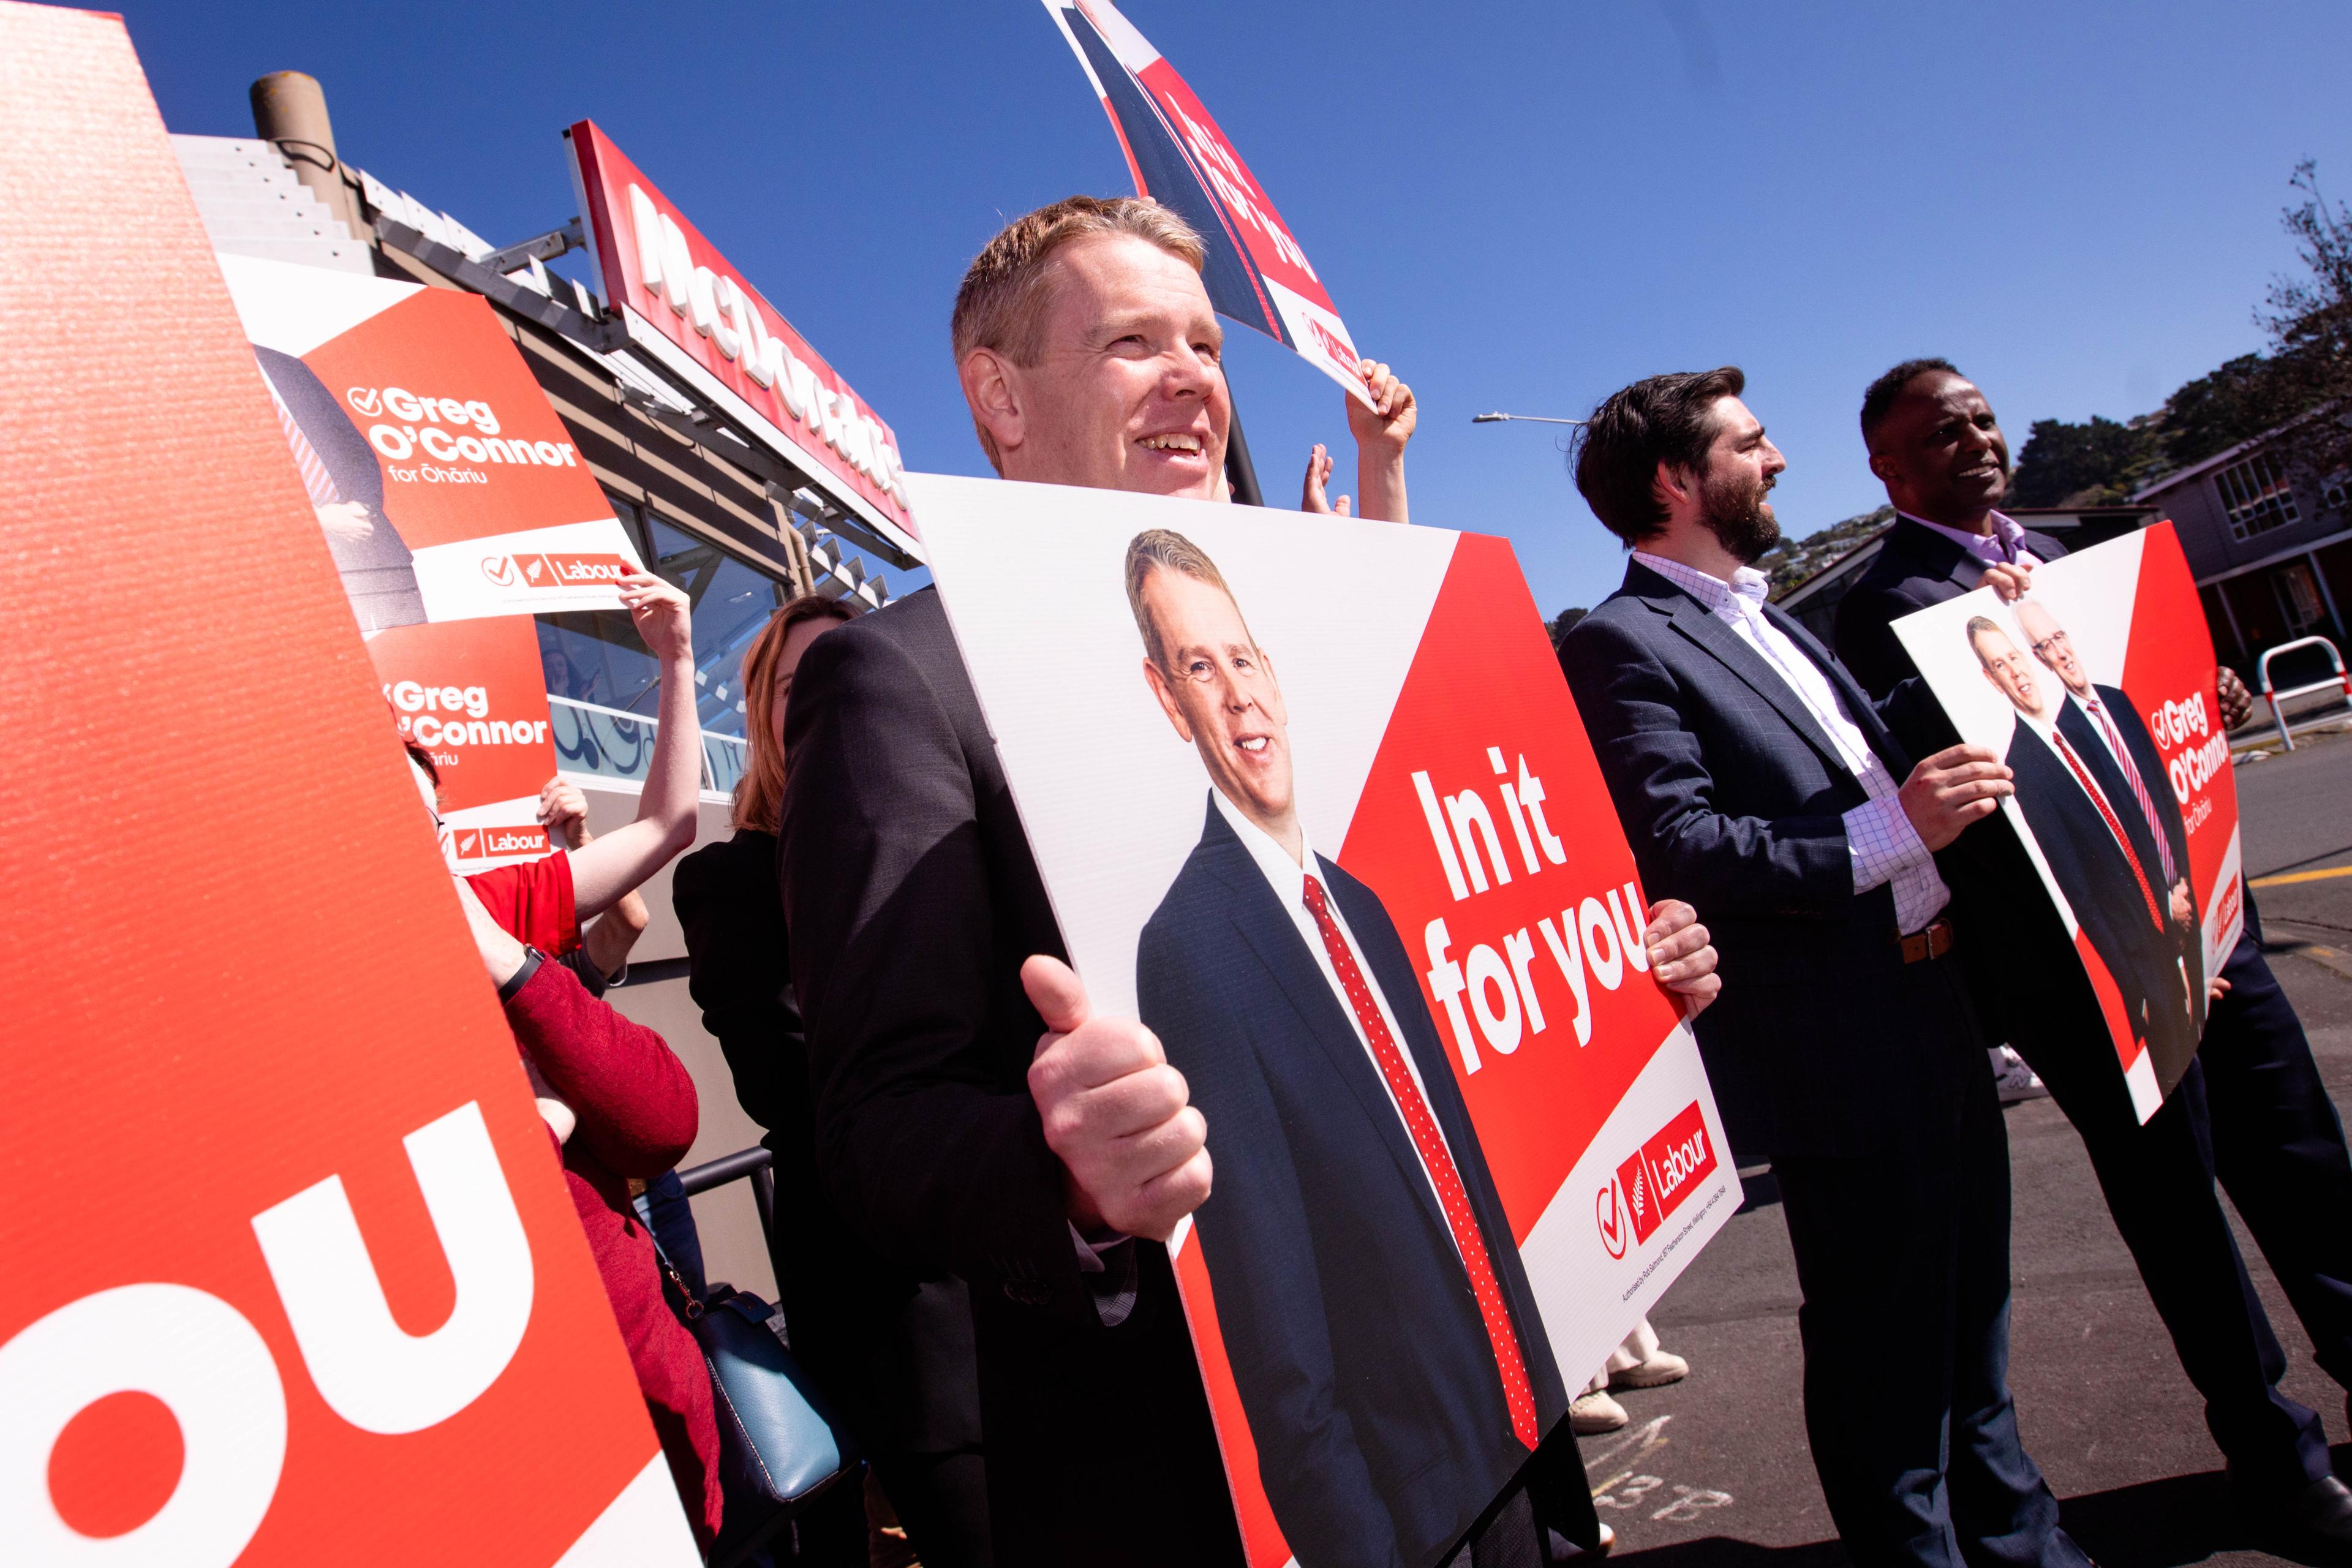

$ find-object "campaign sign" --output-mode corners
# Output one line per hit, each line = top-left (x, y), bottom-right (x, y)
(372, 617), (560, 872)
(911, 472), (1737, 1568)
(1041, 0), (1374, 405)
(1893, 524), (2239, 1121)
(217, 252), (644, 625)
(0, 7), (698, 1561)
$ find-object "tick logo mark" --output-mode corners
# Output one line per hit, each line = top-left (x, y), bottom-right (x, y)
(480, 556), (519, 587)
(345, 386), (382, 417)
(1596, 1179), (1628, 1259)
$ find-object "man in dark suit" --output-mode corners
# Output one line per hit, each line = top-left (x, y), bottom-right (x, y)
(1965, 614), (2196, 1082)
(786, 197), (1596, 1567)
(1559, 366), (2087, 1568)
(1121, 529), (1719, 1566)
(2015, 598), (2208, 1067)
(1834, 358), (2352, 1547)
(252, 344), (426, 633)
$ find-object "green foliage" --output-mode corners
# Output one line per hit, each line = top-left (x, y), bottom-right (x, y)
(2007, 415), (2165, 506)
(1998, 160), (2351, 507)
(2160, 354), (2299, 467)
(1758, 505), (1893, 599)
(1548, 606), (1588, 654)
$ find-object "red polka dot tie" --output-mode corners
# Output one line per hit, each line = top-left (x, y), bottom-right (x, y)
(1300, 874), (1540, 1450)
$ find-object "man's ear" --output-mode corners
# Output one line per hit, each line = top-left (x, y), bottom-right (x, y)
(1867, 449), (1897, 486)
(958, 347), (1023, 466)
(1653, 459), (1697, 520)
(1142, 657), (1194, 743)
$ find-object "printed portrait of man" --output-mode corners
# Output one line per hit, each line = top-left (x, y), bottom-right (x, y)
(254, 345), (427, 635)
(1968, 612), (2198, 1085)
(2015, 600), (2206, 1061)
(1126, 527), (1566, 1567)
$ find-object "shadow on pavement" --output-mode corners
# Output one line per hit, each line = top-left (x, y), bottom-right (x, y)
(1607, 1537), (1845, 1568)
(1610, 1447), (2352, 1568)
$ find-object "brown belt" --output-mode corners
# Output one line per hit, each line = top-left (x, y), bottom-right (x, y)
(1896, 918), (1956, 965)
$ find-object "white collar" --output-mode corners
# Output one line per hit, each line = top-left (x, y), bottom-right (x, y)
(1630, 549), (1771, 617)
(1210, 786), (1318, 902)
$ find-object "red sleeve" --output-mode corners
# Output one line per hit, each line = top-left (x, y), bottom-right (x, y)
(503, 956), (698, 1178)
(465, 850), (579, 957)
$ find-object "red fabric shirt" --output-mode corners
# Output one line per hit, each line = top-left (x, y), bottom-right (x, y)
(500, 956), (718, 1550)
(466, 849), (579, 957)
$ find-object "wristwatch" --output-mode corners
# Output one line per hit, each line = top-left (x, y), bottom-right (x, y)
(498, 944), (545, 1003)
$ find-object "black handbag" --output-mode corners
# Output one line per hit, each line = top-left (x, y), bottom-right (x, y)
(638, 1166), (862, 1567)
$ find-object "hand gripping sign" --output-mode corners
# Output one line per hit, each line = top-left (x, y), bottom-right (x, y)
(1892, 524), (2242, 1122)
(910, 472), (1738, 1568)
(1040, 0), (1376, 405)
(0, 7), (698, 1561)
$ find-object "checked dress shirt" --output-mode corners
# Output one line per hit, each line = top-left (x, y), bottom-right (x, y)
(1634, 551), (1951, 935)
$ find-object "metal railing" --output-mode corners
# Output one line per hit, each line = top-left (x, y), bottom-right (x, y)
(546, 693), (747, 794)
(2256, 635), (2350, 752)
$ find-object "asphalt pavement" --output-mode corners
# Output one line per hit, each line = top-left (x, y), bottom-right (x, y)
(1597, 727), (2352, 1568)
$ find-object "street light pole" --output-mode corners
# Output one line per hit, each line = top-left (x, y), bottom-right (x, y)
(1471, 412), (1587, 426)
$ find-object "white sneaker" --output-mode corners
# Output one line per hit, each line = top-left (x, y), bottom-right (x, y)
(1570, 1387), (1629, 1434)
(1609, 1348), (1689, 1391)
(1990, 1045), (2049, 1105)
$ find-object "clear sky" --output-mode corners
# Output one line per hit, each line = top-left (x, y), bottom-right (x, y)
(129, 0), (2352, 617)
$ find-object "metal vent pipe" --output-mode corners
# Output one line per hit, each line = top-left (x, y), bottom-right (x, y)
(249, 71), (362, 237)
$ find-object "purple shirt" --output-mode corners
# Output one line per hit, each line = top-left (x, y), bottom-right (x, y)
(1898, 510), (2041, 568)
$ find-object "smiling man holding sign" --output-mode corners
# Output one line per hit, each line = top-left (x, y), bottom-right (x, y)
(784, 192), (1725, 1567)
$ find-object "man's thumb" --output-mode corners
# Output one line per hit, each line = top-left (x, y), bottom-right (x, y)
(1022, 954), (1091, 1036)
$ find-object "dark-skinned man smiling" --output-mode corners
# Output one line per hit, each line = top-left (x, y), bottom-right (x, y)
(1836, 358), (2352, 1555)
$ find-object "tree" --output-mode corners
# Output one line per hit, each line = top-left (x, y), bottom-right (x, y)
(2006, 415), (2163, 506)
(1548, 606), (1588, 654)
(2256, 159), (2352, 488)
(2157, 353), (2296, 468)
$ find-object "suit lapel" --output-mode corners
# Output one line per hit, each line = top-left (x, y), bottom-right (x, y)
(1765, 603), (1912, 777)
(1193, 810), (1455, 1246)
(1650, 584), (1851, 777)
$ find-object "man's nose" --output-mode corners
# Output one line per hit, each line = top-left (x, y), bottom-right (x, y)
(1164, 344), (1218, 398)
(1761, 439), (1787, 477)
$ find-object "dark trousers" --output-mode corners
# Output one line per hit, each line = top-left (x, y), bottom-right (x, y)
(2204, 900), (2352, 1396)
(2013, 965), (2333, 1493)
(782, 1271), (993, 1568)
(1776, 961), (2083, 1568)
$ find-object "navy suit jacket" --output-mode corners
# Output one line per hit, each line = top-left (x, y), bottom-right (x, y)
(1136, 797), (1574, 1568)
(1560, 561), (1977, 1160)
(1834, 516), (2067, 704)
(2048, 690), (2204, 1074)
(2005, 725), (2190, 1076)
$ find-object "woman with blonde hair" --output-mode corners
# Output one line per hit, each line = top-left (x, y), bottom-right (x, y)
(673, 594), (990, 1567)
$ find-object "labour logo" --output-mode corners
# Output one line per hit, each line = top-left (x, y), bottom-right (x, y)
(1596, 1179), (1629, 1259)
(1613, 1102), (1718, 1249)
(480, 555), (519, 587)
(345, 385), (382, 417)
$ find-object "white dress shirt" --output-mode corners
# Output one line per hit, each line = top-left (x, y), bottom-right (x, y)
(1210, 788), (1461, 1252)
(1898, 510), (2043, 570)
(1634, 551), (1950, 934)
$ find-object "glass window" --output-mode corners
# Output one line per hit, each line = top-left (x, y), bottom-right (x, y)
(535, 493), (787, 744)
(2214, 451), (2299, 543)
(643, 515), (785, 739)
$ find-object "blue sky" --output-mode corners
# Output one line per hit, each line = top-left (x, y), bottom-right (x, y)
(130, 0), (2352, 617)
